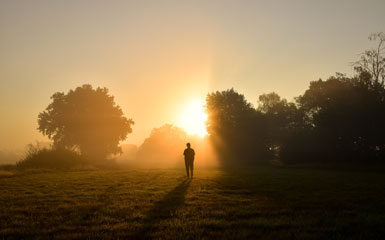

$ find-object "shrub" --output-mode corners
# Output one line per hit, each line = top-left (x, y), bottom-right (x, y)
(17, 144), (86, 170)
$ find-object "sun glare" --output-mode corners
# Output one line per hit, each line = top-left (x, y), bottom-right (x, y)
(178, 100), (208, 137)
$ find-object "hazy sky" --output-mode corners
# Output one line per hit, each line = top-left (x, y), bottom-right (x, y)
(1, 0), (385, 150)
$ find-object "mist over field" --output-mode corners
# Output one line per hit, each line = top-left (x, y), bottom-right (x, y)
(0, 150), (22, 164)
(2, 0), (385, 239)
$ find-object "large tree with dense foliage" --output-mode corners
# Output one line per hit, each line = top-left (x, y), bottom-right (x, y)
(206, 89), (270, 163)
(257, 92), (304, 154)
(38, 84), (134, 160)
(296, 73), (385, 161)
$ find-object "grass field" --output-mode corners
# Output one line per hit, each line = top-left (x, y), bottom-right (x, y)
(1, 166), (385, 239)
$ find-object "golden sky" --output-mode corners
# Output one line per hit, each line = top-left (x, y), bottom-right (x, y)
(1, 0), (385, 150)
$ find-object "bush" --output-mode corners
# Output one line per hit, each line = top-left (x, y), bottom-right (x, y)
(17, 144), (86, 170)
(0, 164), (16, 171)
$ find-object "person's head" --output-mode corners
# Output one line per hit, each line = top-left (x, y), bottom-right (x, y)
(186, 143), (191, 148)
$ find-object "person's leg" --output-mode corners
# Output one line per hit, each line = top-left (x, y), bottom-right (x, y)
(190, 160), (194, 178)
(185, 159), (190, 177)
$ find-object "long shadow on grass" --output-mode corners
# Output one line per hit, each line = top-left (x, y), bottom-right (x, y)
(133, 178), (191, 239)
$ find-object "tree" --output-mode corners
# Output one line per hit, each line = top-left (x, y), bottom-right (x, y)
(135, 124), (188, 167)
(38, 84), (134, 160)
(257, 92), (304, 157)
(353, 32), (385, 87)
(206, 89), (254, 135)
(297, 74), (385, 161)
(206, 89), (269, 163)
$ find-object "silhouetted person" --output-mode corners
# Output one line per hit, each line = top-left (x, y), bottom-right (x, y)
(183, 143), (195, 178)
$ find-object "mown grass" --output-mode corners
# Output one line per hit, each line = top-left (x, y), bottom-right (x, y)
(1, 166), (385, 239)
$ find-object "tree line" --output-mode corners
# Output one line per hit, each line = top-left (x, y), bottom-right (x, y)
(206, 33), (385, 164)
(19, 33), (384, 168)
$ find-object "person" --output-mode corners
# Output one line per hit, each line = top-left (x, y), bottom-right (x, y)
(183, 142), (195, 178)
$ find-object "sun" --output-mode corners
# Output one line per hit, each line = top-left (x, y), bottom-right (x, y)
(178, 99), (208, 137)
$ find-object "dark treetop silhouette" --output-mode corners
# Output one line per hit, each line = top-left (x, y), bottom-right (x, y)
(205, 33), (385, 165)
(183, 143), (195, 178)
